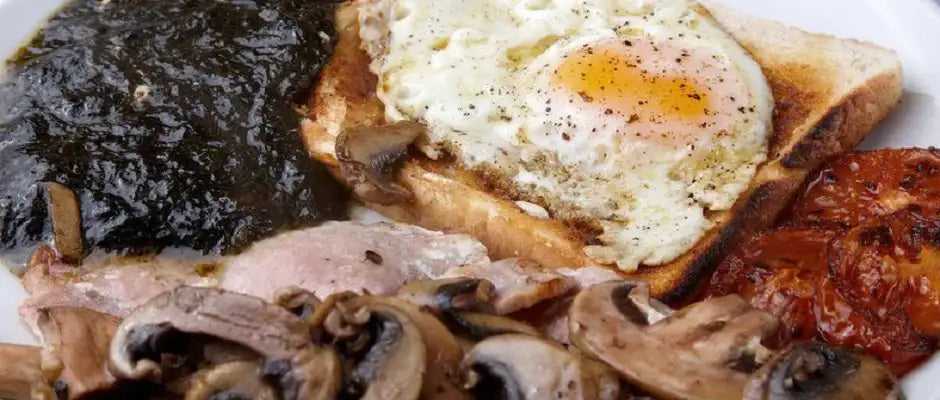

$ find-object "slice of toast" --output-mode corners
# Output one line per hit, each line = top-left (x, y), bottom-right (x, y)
(302, 1), (902, 301)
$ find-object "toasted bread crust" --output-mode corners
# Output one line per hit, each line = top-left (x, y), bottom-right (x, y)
(302, 2), (903, 299)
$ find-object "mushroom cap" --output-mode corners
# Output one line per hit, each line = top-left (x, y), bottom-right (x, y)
(335, 121), (423, 204)
(462, 334), (619, 400)
(743, 343), (901, 400)
(109, 286), (310, 381)
(339, 296), (469, 400)
(569, 281), (778, 400)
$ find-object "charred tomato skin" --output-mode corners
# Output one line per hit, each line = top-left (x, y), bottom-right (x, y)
(708, 220), (937, 374)
(709, 150), (940, 374)
(791, 148), (940, 225)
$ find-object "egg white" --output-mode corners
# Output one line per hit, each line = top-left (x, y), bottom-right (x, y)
(359, 0), (774, 271)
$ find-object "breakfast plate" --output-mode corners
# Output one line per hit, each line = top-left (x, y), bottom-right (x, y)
(0, 0), (938, 398)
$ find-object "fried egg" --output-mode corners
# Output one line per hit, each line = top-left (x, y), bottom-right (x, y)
(359, 0), (774, 271)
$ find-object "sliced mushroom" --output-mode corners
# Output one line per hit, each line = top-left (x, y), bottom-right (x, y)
(267, 347), (344, 400)
(109, 286), (342, 400)
(0, 344), (55, 400)
(743, 343), (901, 400)
(274, 286), (322, 322)
(40, 182), (84, 264)
(532, 295), (575, 347)
(441, 258), (576, 314)
(184, 361), (277, 400)
(37, 307), (121, 399)
(331, 295), (470, 399)
(326, 296), (426, 400)
(397, 278), (540, 339)
(110, 286), (310, 380)
(375, 298), (469, 400)
(448, 311), (541, 339)
(462, 334), (619, 400)
(569, 281), (778, 400)
(397, 278), (494, 313)
(335, 121), (423, 204)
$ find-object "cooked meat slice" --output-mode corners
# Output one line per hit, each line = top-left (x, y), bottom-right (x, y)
(555, 266), (625, 290)
(220, 221), (489, 300)
(20, 222), (489, 333)
(19, 255), (216, 334)
(441, 258), (574, 314)
(37, 307), (121, 399)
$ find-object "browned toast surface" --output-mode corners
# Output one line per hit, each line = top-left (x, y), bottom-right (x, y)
(302, 2), (902, 300)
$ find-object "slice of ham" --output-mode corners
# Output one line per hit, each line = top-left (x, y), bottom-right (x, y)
(20, 253), (219, 335)
(19, 220), (627, 344)
(555, 266), (625, 290)
(219, 221), (490, 300)
(20, 221), (489, 334)
(37, 307), (121, 398)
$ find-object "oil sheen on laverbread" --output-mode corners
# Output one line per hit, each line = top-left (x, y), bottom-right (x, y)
(358, 0), (773, 271)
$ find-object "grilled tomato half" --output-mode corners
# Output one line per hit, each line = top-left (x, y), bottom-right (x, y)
(708, 149), (940, 374)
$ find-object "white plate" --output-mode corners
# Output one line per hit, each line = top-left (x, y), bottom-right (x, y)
(1, 0), (938, 398)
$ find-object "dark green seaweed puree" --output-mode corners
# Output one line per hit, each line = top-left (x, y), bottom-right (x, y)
(0, 0), (347, 262)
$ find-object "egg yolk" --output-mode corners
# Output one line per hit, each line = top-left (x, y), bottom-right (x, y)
(551, 38), (747, 145)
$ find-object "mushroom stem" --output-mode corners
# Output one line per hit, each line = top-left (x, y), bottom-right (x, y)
(0, 343), (54, 400)
(274, 286), (323, 322)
